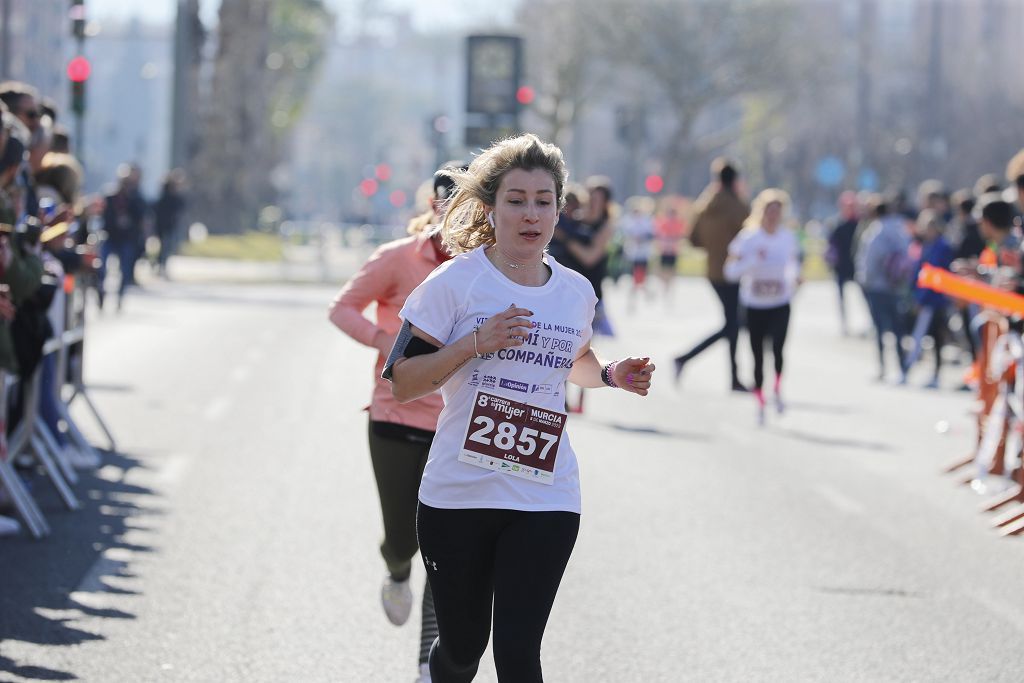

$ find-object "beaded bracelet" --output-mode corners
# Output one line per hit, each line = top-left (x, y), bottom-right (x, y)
(601, 361), (619, 388)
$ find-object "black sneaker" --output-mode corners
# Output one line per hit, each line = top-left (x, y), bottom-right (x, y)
(731, 380), (750, 392)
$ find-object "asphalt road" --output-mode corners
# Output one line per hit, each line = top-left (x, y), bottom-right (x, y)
(2, 273), (1024, 682)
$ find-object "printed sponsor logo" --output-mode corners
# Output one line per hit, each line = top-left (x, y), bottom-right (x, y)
(482, 375), (497, 389)
(531, 383), (552, 395)
(468, 369), (481, 387)
(512, 465), (520, 472)
(499, 378), (530, 393)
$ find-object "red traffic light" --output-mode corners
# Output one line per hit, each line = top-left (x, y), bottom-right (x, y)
(389, 190), (407, 207)
(375, 163), (392, 182)
(67, 56), (91, 83)
(644, 174), (664, 194)
(516, 86), (535, 105)
(359, 179), (379, 197)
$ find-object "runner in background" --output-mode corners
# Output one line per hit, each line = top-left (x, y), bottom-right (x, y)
(328, 162), (466, 683)
(619, 195), (656, 311)
(654, 202), (686, 305)
(724, 189), (801, 425)
(385, 134), (654, 682)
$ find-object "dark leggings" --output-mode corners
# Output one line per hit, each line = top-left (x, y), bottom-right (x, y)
(676, 281), (743, 383)
(417, 503), (580, 683)
(367, 421), (436, 664)
(746, 303), (791, 390)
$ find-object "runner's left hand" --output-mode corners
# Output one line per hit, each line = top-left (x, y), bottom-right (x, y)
(614, 357), (655, 396)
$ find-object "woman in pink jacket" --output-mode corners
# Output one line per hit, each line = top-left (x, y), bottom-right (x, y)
(328, 165), (463, 683)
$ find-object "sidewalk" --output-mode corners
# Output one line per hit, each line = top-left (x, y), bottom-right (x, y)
(144, 249), (366, 286)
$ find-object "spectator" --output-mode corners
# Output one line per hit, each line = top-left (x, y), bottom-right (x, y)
(154, 169), (187, 278)
(101, 163), (148, 311)
(901, 210), (954, 388)
(1006, 148), (1024, 215)
(826, 190), (860, 336)
(947, 189), (984, 362)
(855, 196), (911, 381)
(565, 176), (617, 336)
(673, 157), (750, 391)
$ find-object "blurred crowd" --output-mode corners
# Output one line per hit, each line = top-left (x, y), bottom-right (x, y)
(825, 148), (1024, 389)
(541, 144), (1024, 396)
(0, 78), (188, 536)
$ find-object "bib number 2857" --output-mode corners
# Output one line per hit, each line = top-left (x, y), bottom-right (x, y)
(460, 391), (567, 485)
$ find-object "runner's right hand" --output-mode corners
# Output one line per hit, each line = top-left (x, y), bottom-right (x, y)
(475, 306), (533, 354)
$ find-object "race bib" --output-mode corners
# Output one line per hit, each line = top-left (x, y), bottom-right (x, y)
(459, 391), (566, 485)
(752, 279), (783, 297)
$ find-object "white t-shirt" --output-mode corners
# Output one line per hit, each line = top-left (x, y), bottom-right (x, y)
(621, 214), (655, 261)
(724, 226), (800, 309)
(399, 246), (597, 513)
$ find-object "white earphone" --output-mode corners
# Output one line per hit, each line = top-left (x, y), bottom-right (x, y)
(486, 212), (495, 228)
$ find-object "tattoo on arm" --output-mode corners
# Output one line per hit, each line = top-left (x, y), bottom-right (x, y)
(432, 357), (470, 386)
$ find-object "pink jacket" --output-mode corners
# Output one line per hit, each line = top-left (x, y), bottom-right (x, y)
(329, 231), (446, 431)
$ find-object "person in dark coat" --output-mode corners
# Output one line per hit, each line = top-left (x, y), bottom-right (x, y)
(154, 169), (186, 277)
(826, 191), (861, 336)
(101, 163), (147, 310)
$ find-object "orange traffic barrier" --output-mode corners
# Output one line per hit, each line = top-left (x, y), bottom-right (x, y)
(917, 263), (1024, 317)
(934, 304), (1024, 536)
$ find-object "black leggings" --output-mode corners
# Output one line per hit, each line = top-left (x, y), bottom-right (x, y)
(417, 503), (580, 683)
(747, 303), (791, 390)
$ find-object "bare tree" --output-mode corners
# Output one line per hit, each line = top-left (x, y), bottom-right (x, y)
(586, 0), (814, 191)
(188, 0), (332, 234)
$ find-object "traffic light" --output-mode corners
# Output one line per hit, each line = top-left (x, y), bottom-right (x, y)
(644, 175), (664, 194)
(70, 0), (86, 40)
(67, 56), (91, 115)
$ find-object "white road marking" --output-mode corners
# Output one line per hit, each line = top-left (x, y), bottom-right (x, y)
(815, 484), (866, 515)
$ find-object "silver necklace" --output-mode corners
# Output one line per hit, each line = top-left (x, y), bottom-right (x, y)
(490, 246), (544, 270)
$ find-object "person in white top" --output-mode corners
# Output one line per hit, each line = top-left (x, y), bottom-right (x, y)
(384, 134), (655, 683)
(724, 189), (801, 425)
(620, 195), (656, 309)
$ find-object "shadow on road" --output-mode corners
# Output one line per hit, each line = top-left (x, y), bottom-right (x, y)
(603, 421), (714, 442)
(775, 428), (892, 452)
(0, 449), (161, 682)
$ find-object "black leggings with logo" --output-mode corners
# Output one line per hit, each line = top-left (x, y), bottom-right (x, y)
(416, 502), (580, 683)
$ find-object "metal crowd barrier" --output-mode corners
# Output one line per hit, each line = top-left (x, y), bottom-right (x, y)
(0, 273), (115, 539)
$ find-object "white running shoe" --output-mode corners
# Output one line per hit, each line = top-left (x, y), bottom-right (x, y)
(774, 392), (785, 415)
(0, 514), (21, 536)
(381, 575), (413, 626)
(415, 663), (431, 683)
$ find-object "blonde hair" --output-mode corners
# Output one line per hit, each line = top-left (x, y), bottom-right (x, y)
(405, 209), (435, 235)
(440, 134), (567, 254)
(745, 188), (791, 228)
